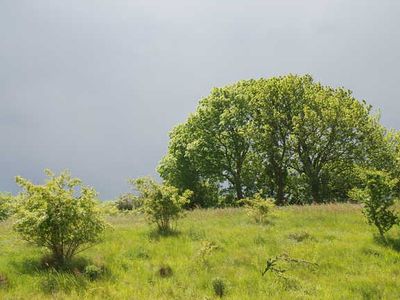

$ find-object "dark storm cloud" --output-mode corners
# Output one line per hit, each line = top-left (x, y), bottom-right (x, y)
(1, 0), (399, 199)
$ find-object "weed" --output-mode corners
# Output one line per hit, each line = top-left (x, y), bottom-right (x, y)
(158, 264), (173, 278)
(212, 277), (226, 298)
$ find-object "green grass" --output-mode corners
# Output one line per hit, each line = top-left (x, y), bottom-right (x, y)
(0, 204), (399, 299)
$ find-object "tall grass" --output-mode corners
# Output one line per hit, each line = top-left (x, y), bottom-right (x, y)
(0, 204), (399, 299)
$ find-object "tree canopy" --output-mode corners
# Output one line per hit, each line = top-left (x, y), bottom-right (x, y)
(159, 74), (398, 206)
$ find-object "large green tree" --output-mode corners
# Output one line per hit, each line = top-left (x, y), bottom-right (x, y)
(187, 84), (256, 200)
(162, 83), (261, 202)
(291, 86), (372, 202)
(159, 74), (394, 205)
(158, 123), (219, 207)
(251, 75), (311, 205)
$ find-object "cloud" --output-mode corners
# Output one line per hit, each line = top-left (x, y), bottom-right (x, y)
(1, 0), (399, 198)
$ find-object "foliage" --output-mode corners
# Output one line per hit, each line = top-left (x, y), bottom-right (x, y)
(250, 75), (312, 205)
(349, 168), (399, 239)
(241, 194), (275, 224)
(0, 193), (14, 222)
(211, 277), (226, 298)
(159, 74), (387, 205)
(14, 170), (106, 266)
(262, 253), (318, 280)
(197, 240), (219, 265)
(84, 265), (104, 280)
(116, 193), (142, 211)
(291, 86), (372, 203)
(158, 265), (173, 278)
(99, 201), (120, 216)
(131, 177), (192, 232)
(158, 124), (220, 208)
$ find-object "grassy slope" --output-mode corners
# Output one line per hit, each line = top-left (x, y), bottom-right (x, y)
(0, 204), (399, 299)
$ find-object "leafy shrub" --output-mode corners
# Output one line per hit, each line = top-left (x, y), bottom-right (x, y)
(241, 193), (275, 224)
(131, 177), (192, 232)
(158, 264), (173, 278)
(0, 193), (14, 221)
(349, 168), (399, 240)
(212, 277), (226, 298)
(197, 241), (219, 265)
(99, 201), (119, 216)
(14, 169), (106, 266)
(116, 193), (142, 211)
(84, 264), (103, 280)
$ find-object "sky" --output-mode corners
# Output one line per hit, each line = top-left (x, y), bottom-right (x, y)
(1, 0), (399, 199)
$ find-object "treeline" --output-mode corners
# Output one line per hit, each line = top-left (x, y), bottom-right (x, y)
(158, 74), (400, 207)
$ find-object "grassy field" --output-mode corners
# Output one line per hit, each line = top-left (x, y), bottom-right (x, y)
(0, 204), (399, 299)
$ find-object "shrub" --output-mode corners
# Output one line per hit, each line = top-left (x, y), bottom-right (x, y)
(197, 241), (219, 265)
(116, 193), (134, 210)
(241, 193), (275, 224)
(349, 168), (399, 240)
(131, 177), (192, 232)
(14, 169), (106, 266)
(99, 201), (119, 216)
(116, 193), (142, 211)
(158, 264), (173, 278)
(0, 193), (15, 221)
(84, 264), (103, 280)
(212, 277), (226, 298)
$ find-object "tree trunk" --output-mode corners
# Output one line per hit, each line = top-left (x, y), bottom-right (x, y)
(234, 159), (244, 200)
(275, 169), (286, 205)
(52, 245), (65, 266)
(310, 176), (320, 203)
(235, 180), (244, 200)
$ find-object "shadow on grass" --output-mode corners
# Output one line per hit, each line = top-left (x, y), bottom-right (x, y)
(386, 237), (400, 252)
(148, 228), (181, 241)
(374, 235), (400, 252)
(10, 255), (112, 294)
(10, 255), (91, 275)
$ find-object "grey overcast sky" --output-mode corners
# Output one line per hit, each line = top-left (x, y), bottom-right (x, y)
(1, 0), (399, 199)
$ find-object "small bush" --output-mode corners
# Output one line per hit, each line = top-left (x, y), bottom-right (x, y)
(349, 168), (399, 240)
(116, 193), (142, 211)
(197, 241), (219, 265)
(14, 169), (106, 266)
(158, 264), (173, 278)
(0, 193), (15, 221)
(84, 265), (103, 280)
(212, 277), (226, 298)
(131, 177), (192, 232)
(241, 193), (275, 224)
(99, 201), (119, 216)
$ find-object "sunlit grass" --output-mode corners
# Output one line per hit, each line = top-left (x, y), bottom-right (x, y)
(0, 204), (399, 299)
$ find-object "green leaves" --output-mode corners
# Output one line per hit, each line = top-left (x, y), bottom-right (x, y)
(14, 170), (106, 265)
(0, 193), (15, 221)
(241, 193), (275, 224)
(131, 177), (192, 232)
(349, 168), (399, 239)
(159, 74), (394, 205)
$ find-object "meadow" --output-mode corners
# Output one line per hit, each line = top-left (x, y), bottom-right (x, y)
(0, 203), (399, 299)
